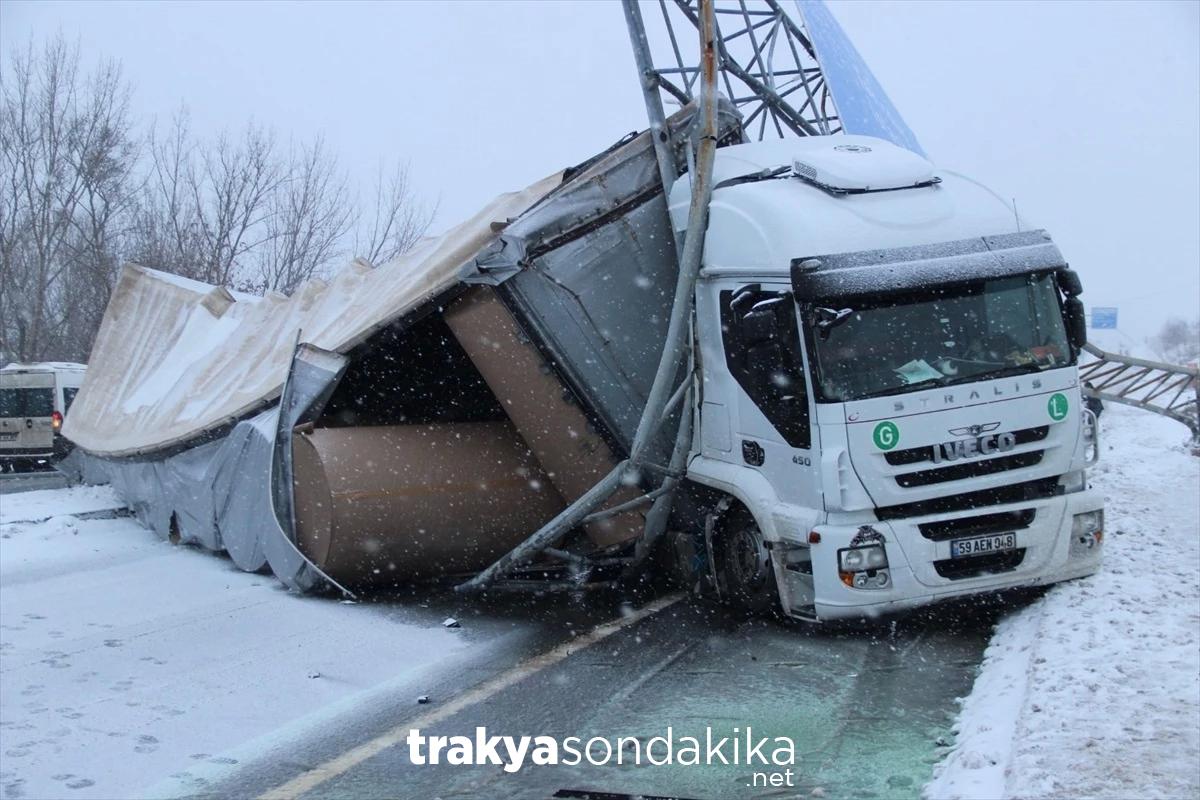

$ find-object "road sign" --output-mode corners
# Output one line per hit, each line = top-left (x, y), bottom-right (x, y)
(1091, 307), (1118, 329)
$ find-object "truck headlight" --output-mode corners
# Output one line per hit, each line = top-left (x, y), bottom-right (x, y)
(1070, 510), (1104, 556)
(838, 544), (890, 589)
(839, 545), (888, 572)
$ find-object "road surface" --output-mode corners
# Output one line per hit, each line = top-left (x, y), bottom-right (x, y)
(1, 485), (1000, 800)
(194, 594), (997, 800)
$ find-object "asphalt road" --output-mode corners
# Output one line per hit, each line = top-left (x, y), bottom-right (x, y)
(193, 590), (1002, 800)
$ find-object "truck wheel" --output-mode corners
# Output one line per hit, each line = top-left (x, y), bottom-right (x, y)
(717, 508), (778, 613)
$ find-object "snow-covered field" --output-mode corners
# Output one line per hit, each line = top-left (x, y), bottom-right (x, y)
(0, 485), (546, 800)
(927, 404), (1200, 800)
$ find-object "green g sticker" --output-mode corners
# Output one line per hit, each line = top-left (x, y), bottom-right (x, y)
(873, 421), (900, 451)
(1047, 392), (1069, 421)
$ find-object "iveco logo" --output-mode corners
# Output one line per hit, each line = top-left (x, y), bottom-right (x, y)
(834, 144), (872, 153)
(932, 427), (1016, 464)
(948, 422), (1001, 437)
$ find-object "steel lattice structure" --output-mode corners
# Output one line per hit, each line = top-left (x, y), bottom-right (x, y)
(1080, 343), (1200, 443)
(627, 0), (841, 142)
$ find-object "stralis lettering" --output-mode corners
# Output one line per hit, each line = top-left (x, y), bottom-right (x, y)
(892, 378), (1044, 412)
(404, 726), (796, 772)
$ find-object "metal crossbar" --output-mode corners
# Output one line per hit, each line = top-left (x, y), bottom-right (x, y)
(1079, 343), (1199, 444)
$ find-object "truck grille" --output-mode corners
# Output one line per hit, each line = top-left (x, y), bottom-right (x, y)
(934, 548), (1026, 579)
(884, 425), (1050, 466)
(876, 476), (1062, 521)
(895, 450), (1044, 487)
(918, 508), (1036, 541)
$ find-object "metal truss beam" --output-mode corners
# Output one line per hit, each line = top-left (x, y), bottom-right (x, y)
(1079, 343), (1200, 445)
(632, 0), (842, 142)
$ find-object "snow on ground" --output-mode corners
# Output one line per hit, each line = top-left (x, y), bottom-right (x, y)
(0, 485), (124, 524)
(0, 485), (528, 800)
(927, 404), (1200, 800)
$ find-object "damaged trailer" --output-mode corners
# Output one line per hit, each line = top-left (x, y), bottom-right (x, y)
(62, 104), (740, 595)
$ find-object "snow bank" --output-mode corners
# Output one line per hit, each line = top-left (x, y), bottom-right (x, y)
(927, 404), (1200, 799)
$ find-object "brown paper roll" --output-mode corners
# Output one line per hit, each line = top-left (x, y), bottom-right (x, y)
(292, 422), (566, 585)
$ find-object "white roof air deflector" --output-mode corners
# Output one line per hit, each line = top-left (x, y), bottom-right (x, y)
(791, 137), (937, 194)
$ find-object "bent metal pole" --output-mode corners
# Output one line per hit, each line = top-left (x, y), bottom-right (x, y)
(457, 0), (720, 593)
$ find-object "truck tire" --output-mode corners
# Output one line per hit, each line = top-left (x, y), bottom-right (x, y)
(717, 507), (778, 613)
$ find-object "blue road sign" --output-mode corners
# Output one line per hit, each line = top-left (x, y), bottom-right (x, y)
(1091, 307), (1118, 329)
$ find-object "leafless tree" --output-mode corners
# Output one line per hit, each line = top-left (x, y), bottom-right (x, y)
(354, 160), (436, 267)
(1148, 317), (1200, 366)
(0, 35), (138, 363)
(254, 138), (353, 294)
(2, 34), (435, 364)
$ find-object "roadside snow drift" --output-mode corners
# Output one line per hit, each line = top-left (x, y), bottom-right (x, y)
(927, 405), (1200, 800)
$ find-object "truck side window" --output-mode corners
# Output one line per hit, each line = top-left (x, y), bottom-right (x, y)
(719, 288), (811, 449)
(62, 387), (79, 413)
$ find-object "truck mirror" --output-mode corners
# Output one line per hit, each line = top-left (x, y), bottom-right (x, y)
(741, 309), (777, 345)
(1057, 269), (1083, 297)
(1065, 295), (1087, 351)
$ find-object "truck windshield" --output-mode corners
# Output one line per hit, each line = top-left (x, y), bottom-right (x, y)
(806, 273), (1071, 403)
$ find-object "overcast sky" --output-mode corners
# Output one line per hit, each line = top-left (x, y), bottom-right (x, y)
(1, 0), (1196, 347)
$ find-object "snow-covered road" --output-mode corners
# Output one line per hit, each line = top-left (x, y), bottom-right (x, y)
(0, 487), (592, 800)
(927, 405), (1200, 799)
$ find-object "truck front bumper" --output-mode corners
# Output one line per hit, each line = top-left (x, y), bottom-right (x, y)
(783, 487), (1104, 622)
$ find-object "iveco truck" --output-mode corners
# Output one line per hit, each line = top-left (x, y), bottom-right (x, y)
(668, 134), (1104, 621)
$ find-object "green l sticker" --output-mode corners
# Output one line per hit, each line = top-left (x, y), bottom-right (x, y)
(1047, 392), (1069, 421)
(873, 420), (900, 450)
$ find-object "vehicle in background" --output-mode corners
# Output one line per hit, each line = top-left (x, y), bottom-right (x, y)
(0, 363), (86, 471)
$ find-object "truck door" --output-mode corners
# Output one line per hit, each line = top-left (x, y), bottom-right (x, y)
(719, 285), (821, 510)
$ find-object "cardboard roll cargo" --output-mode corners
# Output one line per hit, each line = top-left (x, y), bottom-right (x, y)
(291, 422), (566, 585)
(444, 288), (646, 547)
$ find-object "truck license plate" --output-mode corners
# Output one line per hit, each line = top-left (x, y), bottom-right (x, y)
(0, 432), (16, 441)
(950, 533), (1016, 558)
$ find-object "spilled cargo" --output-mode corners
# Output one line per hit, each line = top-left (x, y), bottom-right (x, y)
(63, 105), (730, 594)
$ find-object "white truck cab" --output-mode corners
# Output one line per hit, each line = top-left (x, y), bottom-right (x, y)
(669, 136), (1104, 621)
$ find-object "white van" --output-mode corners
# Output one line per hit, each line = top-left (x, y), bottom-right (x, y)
(0, 362), (86, 470)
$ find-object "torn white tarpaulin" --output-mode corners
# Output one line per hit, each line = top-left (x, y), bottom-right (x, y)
(63, 173), (562, 457)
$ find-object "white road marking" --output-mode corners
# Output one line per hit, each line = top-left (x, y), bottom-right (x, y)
(257, 591), (684, 800)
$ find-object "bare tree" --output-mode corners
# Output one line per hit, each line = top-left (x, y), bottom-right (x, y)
(354, 160), (436, 267)
(2, 34), (436, 364)
(1148, 317), (1200, 366)
(193, 124), (280, 287)
(255, 138), (353, 294)
(0, 35), (138, 363)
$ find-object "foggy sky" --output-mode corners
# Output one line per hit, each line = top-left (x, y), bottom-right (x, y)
(1, 0), (1196, 347)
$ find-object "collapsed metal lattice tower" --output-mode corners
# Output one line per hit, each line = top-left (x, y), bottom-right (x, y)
(628, 0), (842, 142)
(1080, 344), (1200, 444)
